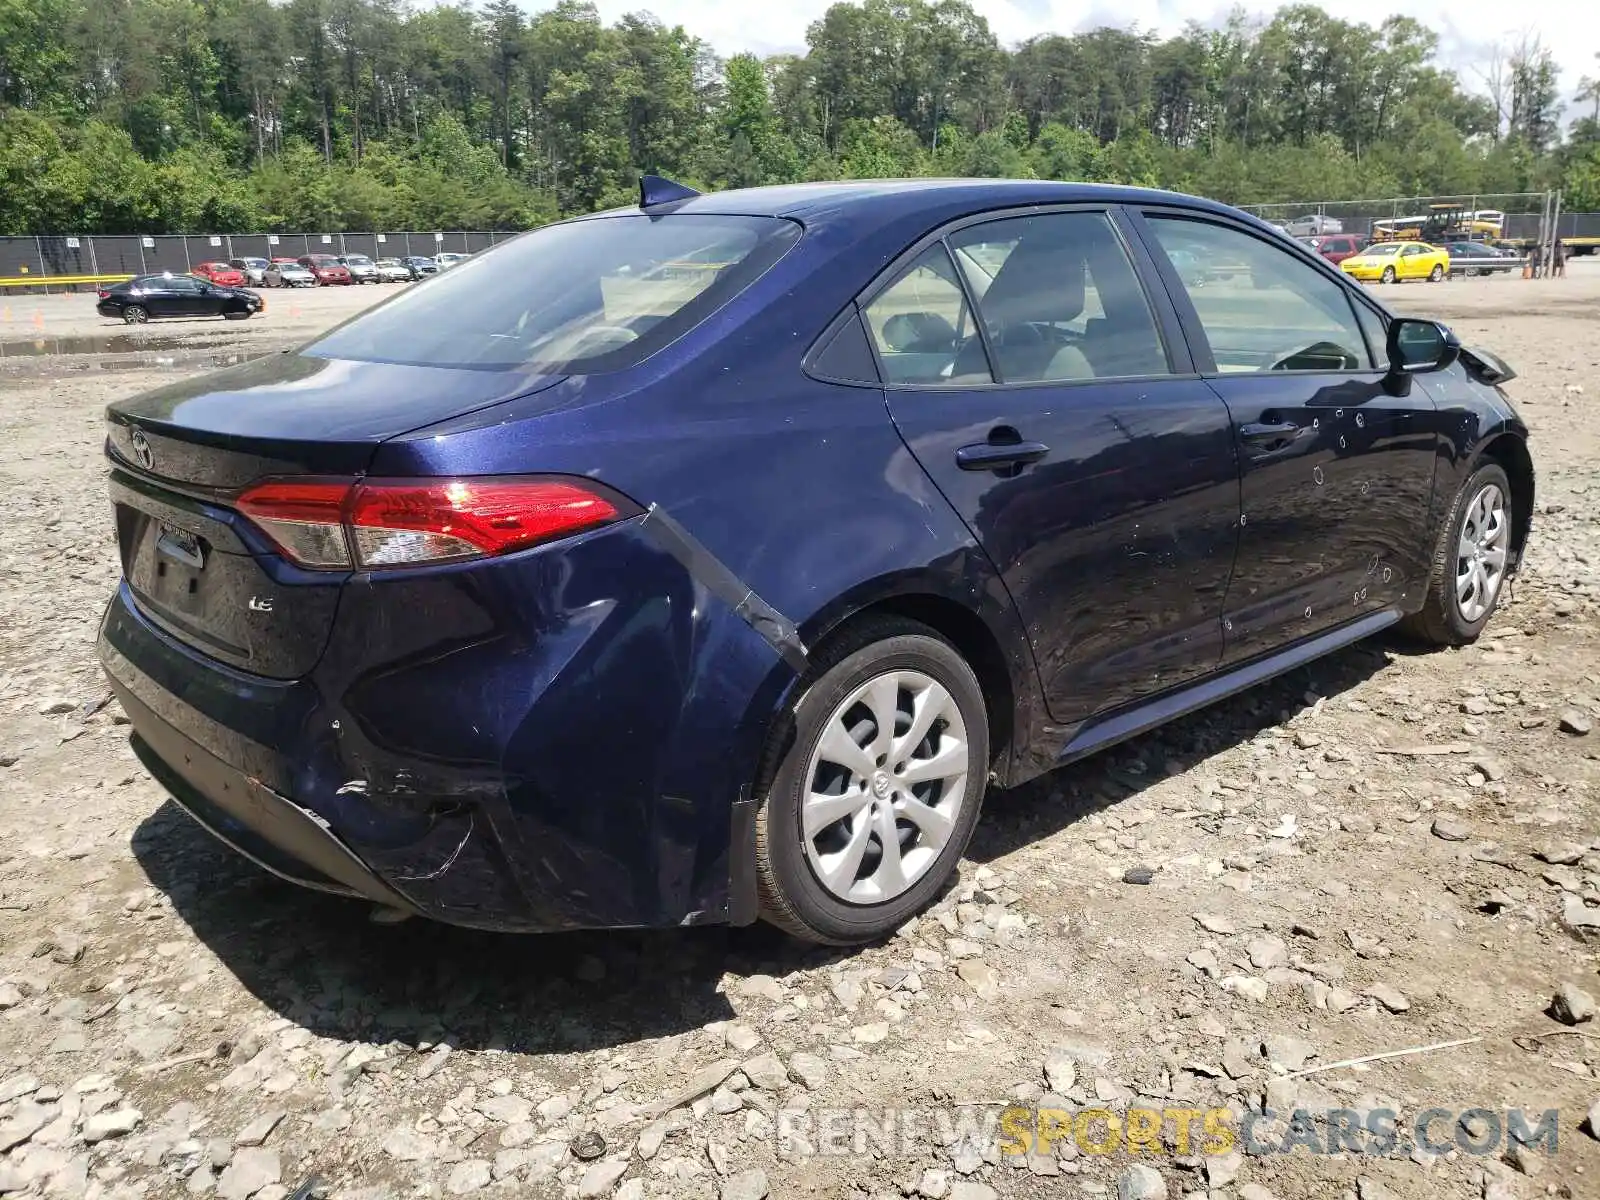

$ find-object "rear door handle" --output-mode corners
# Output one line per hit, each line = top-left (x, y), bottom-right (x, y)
(955, 440), (1051, 471)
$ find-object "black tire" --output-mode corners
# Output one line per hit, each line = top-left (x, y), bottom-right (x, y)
(123, 305), (148, 324)
(1429, 264), (1444, 282)
(223, 310), (249, 320)
(755, 617), (989, 945)
(1381, 266), (1396, 284)
(1401, 462), (1513, 646)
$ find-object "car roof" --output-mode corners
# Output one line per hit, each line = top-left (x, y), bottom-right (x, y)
(578, 178), (1257, 232)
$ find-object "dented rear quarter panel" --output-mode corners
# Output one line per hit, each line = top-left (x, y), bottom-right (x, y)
(347, 365), (1039, 929)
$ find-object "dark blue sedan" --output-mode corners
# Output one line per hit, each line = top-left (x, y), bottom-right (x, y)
(97, 177), (1532, 944)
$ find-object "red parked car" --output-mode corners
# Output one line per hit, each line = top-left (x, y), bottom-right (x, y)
(298, 254), (353, 285)
(1302, 233), (1368, 265)
(192, 261), (247, 286)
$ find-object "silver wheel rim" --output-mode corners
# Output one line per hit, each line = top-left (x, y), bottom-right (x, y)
(125, 308), (146, 323)
(801, 670), (969, 905)
(1456, 483), (1509, 623)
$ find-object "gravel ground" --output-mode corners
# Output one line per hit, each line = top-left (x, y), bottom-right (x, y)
(1, 266), (1598, 1200)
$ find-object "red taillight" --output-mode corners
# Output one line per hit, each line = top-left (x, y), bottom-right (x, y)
(97, 290), (110, 299)
(235, 477), (624, 570)
(235, 479), (353, 568)
(348, 479), (619, 566)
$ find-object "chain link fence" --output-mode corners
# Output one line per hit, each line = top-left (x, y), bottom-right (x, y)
(1237, 192), (1599, 250)
(1, 231), (513, 293)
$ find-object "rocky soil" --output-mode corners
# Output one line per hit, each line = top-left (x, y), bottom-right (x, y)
(1, 268), (1598, 1200)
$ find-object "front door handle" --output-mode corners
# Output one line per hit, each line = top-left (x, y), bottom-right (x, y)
(955, 439), (1051, 472)
(1239, 421), (1301, 442)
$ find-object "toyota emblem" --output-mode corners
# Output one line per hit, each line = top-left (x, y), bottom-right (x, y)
(129, 427), (154, 470)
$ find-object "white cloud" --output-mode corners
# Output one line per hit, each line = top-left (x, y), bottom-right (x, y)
(579, 0), (1596, 102)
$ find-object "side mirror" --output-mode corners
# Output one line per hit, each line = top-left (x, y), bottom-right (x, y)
(1386, 317), (1460, 375)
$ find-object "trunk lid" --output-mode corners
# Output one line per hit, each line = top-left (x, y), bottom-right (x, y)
(106, 352), (563, 678)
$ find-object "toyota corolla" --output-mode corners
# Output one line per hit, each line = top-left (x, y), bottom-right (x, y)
(98, 177), (1531, 944)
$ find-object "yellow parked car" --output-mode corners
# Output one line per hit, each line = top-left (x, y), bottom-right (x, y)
(1340, 240), (1450, 284)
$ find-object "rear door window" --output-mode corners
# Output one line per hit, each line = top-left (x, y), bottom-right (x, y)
(308, 215), (800, 373)
(947, 211), (1169, 382)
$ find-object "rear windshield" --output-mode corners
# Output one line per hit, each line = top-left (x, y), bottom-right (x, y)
(306, 214), (801, 373)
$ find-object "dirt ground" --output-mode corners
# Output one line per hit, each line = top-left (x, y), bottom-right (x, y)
(1, 265), (1598, 1200)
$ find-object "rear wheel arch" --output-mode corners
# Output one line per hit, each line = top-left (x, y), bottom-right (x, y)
(750, 611), (991, 943)
(794, 592), (1021, 787)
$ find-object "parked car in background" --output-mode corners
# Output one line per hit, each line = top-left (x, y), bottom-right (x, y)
(192, 262), (246, 287)
(229, 257), (271, 286)
(299, 254), (353, 285)
(375, 257), (413, 283)
(338, 253), (380, 284)
(96, 273), (262, 323)
(1444, 242), (1520, 276)
(401, 256), (439, 279)
(264, 259), (317, 288)
(1283, 213), (1344, 236)
(434, 251), (471, 269)
(1303, 233), (1368, 265)
(1339, 240), (1450, 283)
(96, 177), (1530, 945)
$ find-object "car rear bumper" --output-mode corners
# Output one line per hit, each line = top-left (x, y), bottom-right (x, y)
(97, 516), (788, 933)
(113, 673), (419, 913)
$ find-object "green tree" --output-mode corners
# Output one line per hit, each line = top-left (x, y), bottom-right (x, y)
(0, 110), (86, 234)
(717, 54), (798, 186)
(1564, 147), (1600, 211)
(0, 0), (77, 109)
(1508, 36), (1562, 155)
(0, 0), (1584, 236)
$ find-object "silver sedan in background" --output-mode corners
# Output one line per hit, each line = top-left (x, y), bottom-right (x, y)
(375, 258), (413, 283)
(263, 259), (318, 288)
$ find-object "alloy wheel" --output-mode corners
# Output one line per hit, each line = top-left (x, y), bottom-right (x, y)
(800, 670), (969, 905)
(123, 306), (148, 324)
(1456, 483), (1509, 623)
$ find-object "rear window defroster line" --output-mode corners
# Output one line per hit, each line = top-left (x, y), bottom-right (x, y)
(638, 504), (808, 672)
